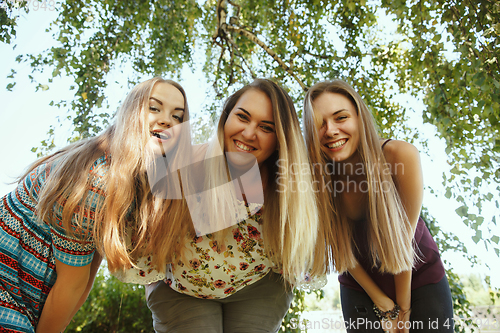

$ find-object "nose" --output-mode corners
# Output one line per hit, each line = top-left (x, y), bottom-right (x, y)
(241, 124), (257, 140)
(156, 113), (172, 128)
(324, 121), (339, 137)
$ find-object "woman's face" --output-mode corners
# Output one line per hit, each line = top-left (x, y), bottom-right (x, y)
(147, 82), (185, 156)
(223, 89), (278, 169)
(315, 92), (360, 163)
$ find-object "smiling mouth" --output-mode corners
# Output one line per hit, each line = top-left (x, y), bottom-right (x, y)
(325, 139), (347, 149)
(151, 131), (171, 140)
(234, 140), (256, 152)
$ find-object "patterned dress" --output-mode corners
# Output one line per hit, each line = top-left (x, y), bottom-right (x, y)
(0, 156), (108, 332)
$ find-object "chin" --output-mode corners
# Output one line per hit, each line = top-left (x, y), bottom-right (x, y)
(226, 152), (257, 171)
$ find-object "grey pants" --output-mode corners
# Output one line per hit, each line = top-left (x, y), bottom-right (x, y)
(146, 272), (293, 333)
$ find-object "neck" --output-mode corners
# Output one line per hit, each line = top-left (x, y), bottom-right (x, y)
(334, 152), (363, 179)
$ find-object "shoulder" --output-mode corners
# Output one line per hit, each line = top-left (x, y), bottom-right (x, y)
(380, 139), (420, 168)
(89, 153), (110, 175)
(25, 161), (54, 189)
(87, 154), (110, 193)
(17, 163), (48, 201)
(91, 153), (110, 168)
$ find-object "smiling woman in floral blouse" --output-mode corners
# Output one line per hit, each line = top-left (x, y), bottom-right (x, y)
(141, 79), (321, 332)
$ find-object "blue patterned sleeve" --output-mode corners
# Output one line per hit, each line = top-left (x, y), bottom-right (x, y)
(29, 156), (109, 267)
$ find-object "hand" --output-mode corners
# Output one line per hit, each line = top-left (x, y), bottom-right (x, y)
(398, 308), (411, 333)
(381, 318), (399, 333)
(374, 299), (398, 333)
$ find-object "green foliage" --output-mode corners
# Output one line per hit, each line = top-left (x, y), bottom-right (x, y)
(0, 1), (26, 44)
(282, 289), (307, 333)
(304, 284), (338, 312)
(66, 267), (153, 333)
(422, 208), (480, 332)
(383, 0), (500, 254)
(461, 274), (500, 306)
(2, 0), (499, 330)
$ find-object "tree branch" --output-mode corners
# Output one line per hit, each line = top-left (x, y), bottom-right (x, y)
(214, 0), (307, 91)
(224, 24), (307, 91)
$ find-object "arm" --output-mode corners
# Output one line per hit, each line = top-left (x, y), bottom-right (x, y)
(348, 263), (399, 333)
(36, 258), (92, 333)
(64, 252), (103, 328)
(348, 262), (395, 311)
(383, 140), (424, 329)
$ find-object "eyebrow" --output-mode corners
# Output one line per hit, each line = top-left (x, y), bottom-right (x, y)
(332, 108), (349, 115)
(150, 97), (185, 111)
(150, 97), (163, 105)
(238, 107), (275, 126)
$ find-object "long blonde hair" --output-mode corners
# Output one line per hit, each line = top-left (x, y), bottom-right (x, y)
(303, 80), (414, 274)
(21, 77), (194, 272)
(201, 79), (320, 283)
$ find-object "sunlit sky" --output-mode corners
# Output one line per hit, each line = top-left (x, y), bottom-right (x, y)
(0, 6), (498, 289)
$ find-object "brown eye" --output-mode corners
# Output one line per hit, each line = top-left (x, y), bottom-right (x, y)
(236, 113), (249, 121)
(261, 125), (274, 133)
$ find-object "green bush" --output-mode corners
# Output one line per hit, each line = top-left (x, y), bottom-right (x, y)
(66, 268), (154, 333)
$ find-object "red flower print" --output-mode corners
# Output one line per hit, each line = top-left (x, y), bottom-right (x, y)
(139, 270), (145, 277)
(210, 240), (219, 252)
(224, 287), (235, 294)
(194, 236), (203, 243)
(178, 283), (187, 291)
(247, 225), (261, 240)
(239, 262), (249, 270)
(254, 209), (263, 224)
(214, 280), (226, 289)
(233, 229), (243, 242)
(189, 259), (201, 270)
(164, 279), (172, 286)
(254, 264), (265, 272)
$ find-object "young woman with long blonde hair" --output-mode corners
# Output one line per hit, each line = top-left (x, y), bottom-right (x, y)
(0, 77), (193, 333)
(303, 80), (453, 333)
(144, 78), (319, 333)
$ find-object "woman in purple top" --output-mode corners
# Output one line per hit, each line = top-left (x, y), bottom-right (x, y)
(303, 80), (453, 333)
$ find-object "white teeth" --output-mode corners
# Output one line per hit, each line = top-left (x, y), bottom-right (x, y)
(151, 131), (170, 140)
(326, 139), (346, 149)
(235, 141), (253, 151)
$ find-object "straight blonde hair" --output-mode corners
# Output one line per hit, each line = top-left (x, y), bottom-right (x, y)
(201, 79), (320, 284)
(21, 77), (194, 273)
(303, 80), (415, 274)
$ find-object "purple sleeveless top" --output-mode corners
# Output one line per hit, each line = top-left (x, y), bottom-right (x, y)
(338, 217), (445, 301)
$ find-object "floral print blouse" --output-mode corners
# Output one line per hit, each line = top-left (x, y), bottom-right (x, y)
(165, 202), (280, 299)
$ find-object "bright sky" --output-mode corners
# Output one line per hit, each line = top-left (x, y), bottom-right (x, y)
(0, 6), (498, 289)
